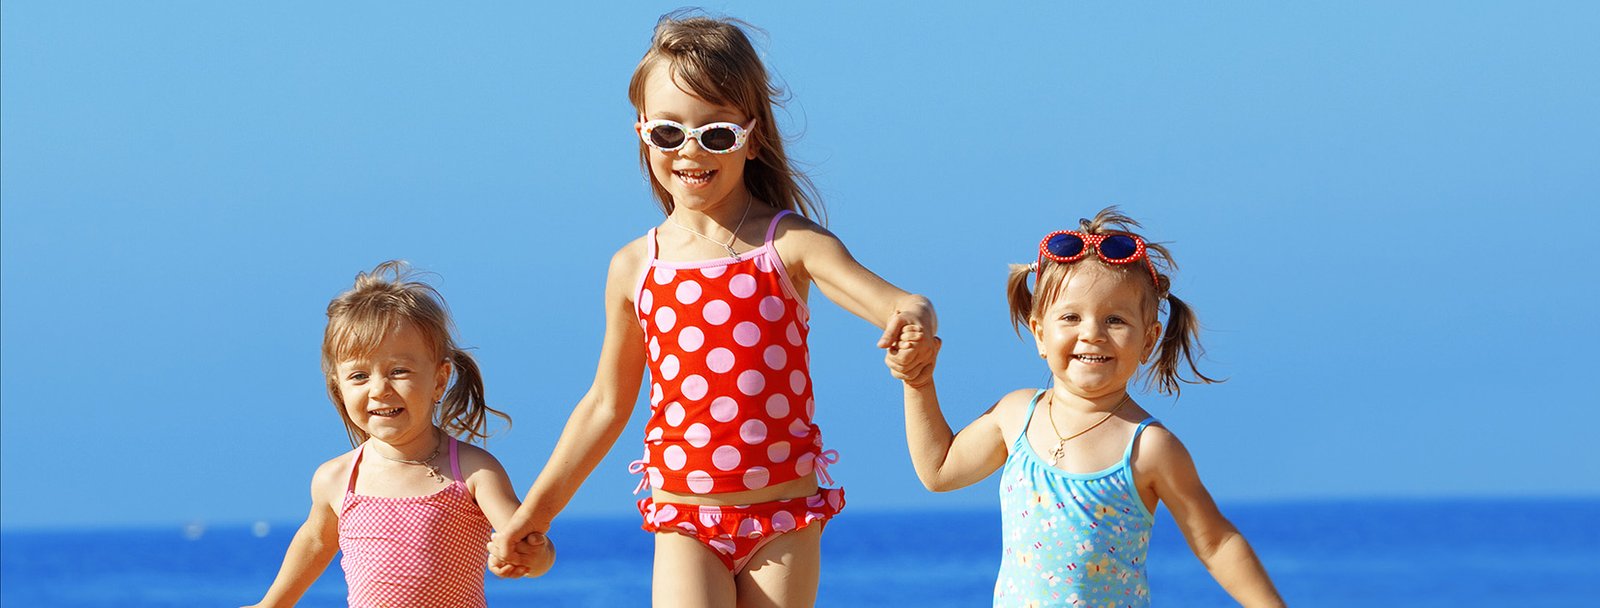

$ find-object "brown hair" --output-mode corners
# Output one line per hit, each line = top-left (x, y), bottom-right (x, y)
(321, 261), (509, 446)
(626, 10), (824, 222)
(1005, 207), (1220, 396)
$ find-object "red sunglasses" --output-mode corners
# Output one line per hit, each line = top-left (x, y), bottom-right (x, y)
(1035, 230), (1160, 288)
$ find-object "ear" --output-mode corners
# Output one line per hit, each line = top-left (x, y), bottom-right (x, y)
(1142, 321), (1162, 363)
(1029, 316), (1048, 359)
(434, 357), (453, 402)
(742, 117), (761, 159)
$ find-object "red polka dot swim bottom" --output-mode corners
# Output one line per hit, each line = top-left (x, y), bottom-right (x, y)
(637, 487), (845, 573)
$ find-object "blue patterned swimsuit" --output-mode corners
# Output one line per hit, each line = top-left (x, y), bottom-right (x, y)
(994, 390), (1157, 607)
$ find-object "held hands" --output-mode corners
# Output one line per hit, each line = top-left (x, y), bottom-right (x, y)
(884, 323), (939, 388)
(486, 530), (555, 579)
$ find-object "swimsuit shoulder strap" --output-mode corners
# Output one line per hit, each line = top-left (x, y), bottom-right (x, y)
(448, 435), (464, 480)
(1014, 389), (1048, 446)
(345, 443), (365, 493)
(1122, 417), (1159, 463)
(764, 209), (794, 245)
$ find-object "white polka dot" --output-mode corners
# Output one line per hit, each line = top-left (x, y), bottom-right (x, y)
(789, 418), (811, 437)
(753, 253), (774, 273)
(795, 454), (815, 476)
(729, 274), (757, 298)
(685, 423), (711, 448)
(663, 445), (687, 470)
(706, 347), (736, 373)
(660, 354), (680, 380)
(786, 323), (802, 345)
(712, 445), (742, 471)
(664, 402), (685, 426)
(737, 517), (763, 538)
(789, 370), (807, 394)
(656, 306), (677, 332)
(827, 490), (843, 510)
(702, 300), (731, 325)
(639, 289), (654, 313)
(676, 280), (702, 305)
(767, 441), (791, 463)
(733, 322), (761, 347)
(740, 419), (768, 444)
(763, 345), (787, 370)
(681, 375), (708, 401)
(653, 267), (676, 285)
(686, 470), (714, 494)
(765, 394), (790, 418)
(771, 510), (796, 532)
(656, 503), (679, 521)
(651, 383), (663, 406)
(759, 296), (785, 321)
(678, 327), (705, 352)
(649, 336), (662, 361)
(647, 426), (664, 441)
(677, 521), (697, 533)
(806, 397), (815, 418)
(743, 467), (771, 490)
(708, 537), (736, 555)
(648, 468), (665, 489)
(701, 265), (727, 279)
(699, 505), (721, 528)
(737, 370), (766, 396)
(709, 397), (739, 422)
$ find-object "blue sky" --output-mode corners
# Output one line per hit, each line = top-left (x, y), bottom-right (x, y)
(3, 1), (1597, 529)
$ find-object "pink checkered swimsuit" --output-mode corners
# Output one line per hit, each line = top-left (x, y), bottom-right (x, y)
(339, 436), (492, 608)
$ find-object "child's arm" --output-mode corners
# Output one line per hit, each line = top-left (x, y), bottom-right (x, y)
(1140, 429), (1285, 607)
(244, 460), (343, 608)
(491, 244), (647, 565)
(463, 447), (555, 579)
(886, 327), (1011, 491)
(781, 218), (938, 376)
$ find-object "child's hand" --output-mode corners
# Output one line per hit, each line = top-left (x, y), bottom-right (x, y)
(487, 530), (555, 578)
(885, 324), (939, 387)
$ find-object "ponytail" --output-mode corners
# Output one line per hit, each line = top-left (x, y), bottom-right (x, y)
(1006, 263), (1036, 335)
(1145, 292), (1223, 396)
(438, 347), (510, 443)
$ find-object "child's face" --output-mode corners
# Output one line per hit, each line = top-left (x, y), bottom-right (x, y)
(333, 321), (450, 447)
(1030, 267), (1161, 400)
(636, 63), (757, 215)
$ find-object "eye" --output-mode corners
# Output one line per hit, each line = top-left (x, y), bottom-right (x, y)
(346, 371), (369, 382)
(1060, 313), (1081, 323)
(389, 367), (412, 378)
(1107, 316), (1128, 325)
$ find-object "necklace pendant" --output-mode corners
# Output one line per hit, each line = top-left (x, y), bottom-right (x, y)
(427, 465), (443, 483)
(724, 244), (741, 260)
(1049, 442), (1067, 466)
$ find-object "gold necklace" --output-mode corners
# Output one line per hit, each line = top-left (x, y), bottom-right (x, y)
(669, 195), (754, 260)
(1044, 392), (1130, 466)
(375, 429), (446, 483)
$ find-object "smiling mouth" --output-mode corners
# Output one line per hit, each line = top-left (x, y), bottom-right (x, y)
(1073, 355), (1112, 363)
(675, 169), (716, 185)
(370, 407), (404, 417)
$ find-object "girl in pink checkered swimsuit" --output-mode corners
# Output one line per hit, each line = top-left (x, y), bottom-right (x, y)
(491, 14), (938, 607)
(247, 262), (554, 608)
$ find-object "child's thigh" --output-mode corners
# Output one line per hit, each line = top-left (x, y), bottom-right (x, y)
(653, 532), (736, 608)
(736, 524), (822, 608)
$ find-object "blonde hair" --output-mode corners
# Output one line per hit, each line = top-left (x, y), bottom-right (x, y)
(321, 261), (509, 446)
(627, 10), (825, 223)
(1005, 207), (1219, 396)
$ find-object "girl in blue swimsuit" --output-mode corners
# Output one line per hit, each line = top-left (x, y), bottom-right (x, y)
(886, 207), (1284, 607)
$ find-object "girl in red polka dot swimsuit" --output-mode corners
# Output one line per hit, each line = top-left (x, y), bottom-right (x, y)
(490, 13), (938, 607)
(248, 262), (554, 608)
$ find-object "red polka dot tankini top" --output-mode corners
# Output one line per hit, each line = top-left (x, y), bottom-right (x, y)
(632, 210), (831, 495)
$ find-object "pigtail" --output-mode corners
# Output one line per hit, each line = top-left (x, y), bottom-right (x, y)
(437, 347), (511, 444)
(1146, 292), (1223, 396)
(1006, 263), (1036, 336)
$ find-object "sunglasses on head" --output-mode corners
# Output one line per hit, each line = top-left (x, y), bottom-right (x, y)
(638, 119), (754, 154)
(1036, 230), (1160, 288)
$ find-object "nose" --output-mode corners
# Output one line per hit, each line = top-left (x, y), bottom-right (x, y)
(676, 135), (710, 158)
(1079, 321), (1108, 342)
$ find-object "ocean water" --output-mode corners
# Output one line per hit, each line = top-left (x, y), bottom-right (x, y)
(3, 498), (1597, 607)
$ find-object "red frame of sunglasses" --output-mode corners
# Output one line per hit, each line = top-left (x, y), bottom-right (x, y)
(1034, 230), (1160, 289)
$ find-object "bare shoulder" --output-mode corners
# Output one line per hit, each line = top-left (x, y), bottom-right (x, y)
(989, 388), (1043, 439)
(454, 441), (510, 478)
(309, 449), (356, 504)
(608, 235), (650, 277)
(770, 211), (840, 249)
(1131, 423), (1199, 475)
